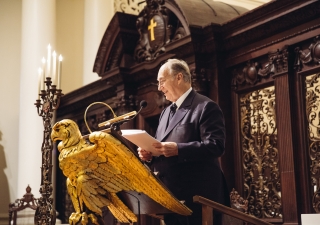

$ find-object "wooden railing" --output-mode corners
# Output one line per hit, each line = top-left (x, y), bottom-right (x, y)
(193, 195), (272, 225)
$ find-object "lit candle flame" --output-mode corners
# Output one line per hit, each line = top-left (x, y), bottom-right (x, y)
(41, 58), (46, 89)
(57, 55), (63, 89)
(47, 44), (51, 78)
(38, 68), (42, 99)
(52, 51), (57, 84)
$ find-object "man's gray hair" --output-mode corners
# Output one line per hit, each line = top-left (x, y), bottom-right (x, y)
(165, 59), (191, 83)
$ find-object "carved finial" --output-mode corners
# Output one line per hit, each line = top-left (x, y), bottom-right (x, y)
(230, 188), (248, 213)
(26, 185), (31, 193)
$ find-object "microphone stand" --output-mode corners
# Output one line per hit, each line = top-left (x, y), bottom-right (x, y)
(106, 102), (147, 225)
(109, 101), (147, 157)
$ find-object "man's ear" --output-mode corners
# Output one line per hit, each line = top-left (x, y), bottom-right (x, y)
(176, 72), (183, 81)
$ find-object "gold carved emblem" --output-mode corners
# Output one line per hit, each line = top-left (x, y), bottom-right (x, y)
(148, 18), (157, 41)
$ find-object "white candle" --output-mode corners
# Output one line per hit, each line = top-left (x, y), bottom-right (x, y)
(47, 44), (51, 78)
(52, 51), (57, 84)
(41, 57), (46, 90)
(58, 55), (63, 89)
(38, 68), (42, 99)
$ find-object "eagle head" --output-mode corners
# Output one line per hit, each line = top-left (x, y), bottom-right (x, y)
(51, 119), (82, 151)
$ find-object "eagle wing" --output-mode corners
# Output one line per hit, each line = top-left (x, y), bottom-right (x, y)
(59, 139), (138, 223)
(52, 119), (191, 224)
(88, 131), (192, 216)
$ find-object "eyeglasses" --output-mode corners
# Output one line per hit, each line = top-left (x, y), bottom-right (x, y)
(157, 72), (180, 87)
(157, 79), (166, 87)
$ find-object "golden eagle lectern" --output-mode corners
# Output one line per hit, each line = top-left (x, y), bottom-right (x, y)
(51, 119), (191, 224)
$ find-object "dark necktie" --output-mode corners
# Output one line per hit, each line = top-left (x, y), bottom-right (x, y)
(166, 103), (177, 130)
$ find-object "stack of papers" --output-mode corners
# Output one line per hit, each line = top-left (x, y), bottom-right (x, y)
(121, 129), (160, 156)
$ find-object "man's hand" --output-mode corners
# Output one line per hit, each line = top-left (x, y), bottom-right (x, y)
(152, 142), (178, 157)
(137, 147), (153, 161)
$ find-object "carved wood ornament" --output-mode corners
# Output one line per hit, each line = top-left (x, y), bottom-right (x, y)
(305, 72), (320, 213)
(258, 47), (288, 77)
(134, 0), (185, 62)
(232, 61), (261, 88)
(239, 86), (282, 220)
(232, 47), (288, 89)
(295, 36), (320, 71)
(191, 68), (210, 96)
(230, 47), (291, 220)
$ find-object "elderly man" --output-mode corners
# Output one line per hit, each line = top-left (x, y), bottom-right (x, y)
(138, 58), (229, 225)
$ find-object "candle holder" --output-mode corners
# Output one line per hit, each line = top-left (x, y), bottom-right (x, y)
(34, 77), (63, 225)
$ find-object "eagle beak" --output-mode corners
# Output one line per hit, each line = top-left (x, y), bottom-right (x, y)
(51, 135), (58, 142)
(51, 123), (60, 142)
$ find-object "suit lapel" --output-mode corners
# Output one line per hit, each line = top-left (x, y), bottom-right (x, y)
(156, 107), (170, 140)
(159, 90), (196, 141)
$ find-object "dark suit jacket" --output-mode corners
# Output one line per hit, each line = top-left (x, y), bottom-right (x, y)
(151, 90), (229, 215)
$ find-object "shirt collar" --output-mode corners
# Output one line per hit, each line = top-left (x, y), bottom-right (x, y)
(174, 87), (192, 109)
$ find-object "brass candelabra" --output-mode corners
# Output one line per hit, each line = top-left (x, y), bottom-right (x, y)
(34, 77), (63, 225)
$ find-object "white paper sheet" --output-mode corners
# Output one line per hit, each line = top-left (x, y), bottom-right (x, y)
(121, 129), (161, 156)
(301, 214), (320, 225)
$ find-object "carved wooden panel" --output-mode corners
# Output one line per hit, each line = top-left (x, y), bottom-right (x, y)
(239, 86), (282, 220)
(305, 72), (320, 213)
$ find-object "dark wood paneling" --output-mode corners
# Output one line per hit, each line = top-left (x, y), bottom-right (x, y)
(274, 73), (298, 224)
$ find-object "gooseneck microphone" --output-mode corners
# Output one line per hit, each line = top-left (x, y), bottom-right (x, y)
(98, 100), (148, 127)
(139, 100), (148, 109)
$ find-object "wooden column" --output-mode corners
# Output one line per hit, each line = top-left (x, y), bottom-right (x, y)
(274, 72), (299, 224)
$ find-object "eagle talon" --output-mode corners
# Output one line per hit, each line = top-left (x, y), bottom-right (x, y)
(69, 212), (82, 225)
(88, 214), (99, 225)
(81, 212), (88, 225)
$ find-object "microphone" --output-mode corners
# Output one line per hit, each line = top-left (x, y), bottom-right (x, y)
(98, 100), (148, 127)
(139, 100), (148, 109)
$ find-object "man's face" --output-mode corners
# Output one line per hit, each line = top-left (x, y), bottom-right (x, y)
(157, 66), (179, 102)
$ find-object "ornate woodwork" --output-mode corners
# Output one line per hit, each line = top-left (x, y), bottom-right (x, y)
(230, 188), (248, 213)
(191, 67), (210, 95)
(295, 36), (320, 71)
(239, 86), (282, 220)
(134, 0), (186, 62)
(232, 47), (288, 90)
(34, 78), (63, 225)
(232, 60), (262, 88)
(305, 72), (320, 213)
(258, 47), (288, 77)
(9, 186), (38, 225)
